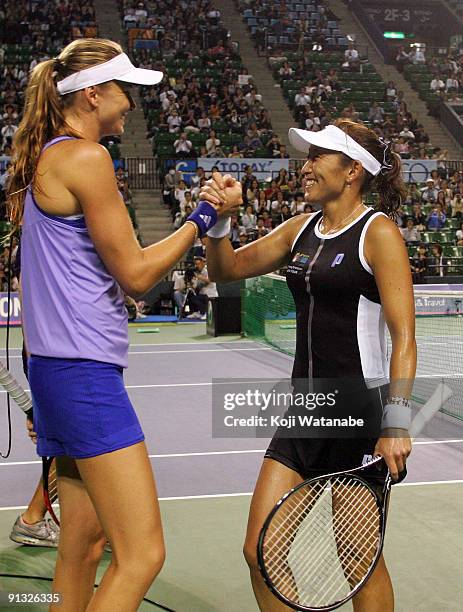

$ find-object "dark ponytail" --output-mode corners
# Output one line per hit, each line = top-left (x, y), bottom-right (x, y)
(333, 119), (407, 220)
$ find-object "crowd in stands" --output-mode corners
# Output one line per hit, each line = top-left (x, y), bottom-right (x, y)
(0, 0), (98, 156)
(0, 1), (141, 242)
(400, 44), (463, 116)
(120, 1), (276, 158)
(239, 0), (448, 161)
(238, 0), (344, 56)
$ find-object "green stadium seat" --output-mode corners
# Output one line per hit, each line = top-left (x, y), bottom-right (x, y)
(421, 231), (440, 243)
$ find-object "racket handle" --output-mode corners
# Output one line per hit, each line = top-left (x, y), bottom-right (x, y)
(0, 362), (33, 419)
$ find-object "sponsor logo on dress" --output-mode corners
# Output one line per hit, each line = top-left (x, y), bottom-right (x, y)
(331, 253), (345, 267)
(292, 252), (310, 264)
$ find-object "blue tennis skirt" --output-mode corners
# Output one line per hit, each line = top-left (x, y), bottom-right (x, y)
(29, 356), (145, 459)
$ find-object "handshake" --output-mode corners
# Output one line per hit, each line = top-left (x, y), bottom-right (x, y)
(199, 171), (243, 218)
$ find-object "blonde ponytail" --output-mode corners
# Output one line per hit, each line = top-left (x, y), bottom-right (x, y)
(7, 38), (123, 232)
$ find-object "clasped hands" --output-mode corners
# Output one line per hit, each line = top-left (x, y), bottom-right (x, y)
(199, 171), (243, 217)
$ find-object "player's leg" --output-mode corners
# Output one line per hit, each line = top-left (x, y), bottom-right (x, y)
(76, 441), (165, 612)
(51, 456), (106, 611)
(352, 554), (394, 612)
(243, 458), (304, 612)
(10, 476), (59, 547)
(21, 478), (47, 523)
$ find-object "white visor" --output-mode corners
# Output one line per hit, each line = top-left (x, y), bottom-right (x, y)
(288, 124), (382, 176)
(56, 53), (163, 95)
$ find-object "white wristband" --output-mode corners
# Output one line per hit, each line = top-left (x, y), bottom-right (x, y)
(381, 403), (411, 430)
(207, 217), (231, 238)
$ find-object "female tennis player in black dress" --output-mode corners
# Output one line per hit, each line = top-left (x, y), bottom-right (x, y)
(201, 119), (416, 612)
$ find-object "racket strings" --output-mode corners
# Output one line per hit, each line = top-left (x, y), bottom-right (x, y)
(267, 485), (375, 601)
(272, 484), (379, 604)
(265, 480), (360, 563)
(287, 484), (377, 591)
(280, 483), (378, 592)
(262, 476), (381, 607)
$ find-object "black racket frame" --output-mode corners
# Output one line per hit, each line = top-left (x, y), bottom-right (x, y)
(42, 455), (60, 526)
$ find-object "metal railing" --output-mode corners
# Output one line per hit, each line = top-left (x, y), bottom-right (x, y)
(124, 157), (160, 189)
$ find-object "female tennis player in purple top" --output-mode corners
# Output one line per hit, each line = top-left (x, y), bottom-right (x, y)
(7, 38), (235, 611)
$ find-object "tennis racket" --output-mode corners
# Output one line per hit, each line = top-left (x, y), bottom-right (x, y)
(0, 362), (60, 526)
(257, 382), (453, 611)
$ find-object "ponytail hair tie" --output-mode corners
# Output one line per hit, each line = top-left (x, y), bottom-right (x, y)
(378, 137), (393, 174)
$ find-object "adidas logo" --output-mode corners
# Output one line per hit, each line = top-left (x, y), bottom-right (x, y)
(199, 214), (212, 227)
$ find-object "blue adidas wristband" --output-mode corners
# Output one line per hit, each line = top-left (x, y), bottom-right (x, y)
(186, 201), (218, 238)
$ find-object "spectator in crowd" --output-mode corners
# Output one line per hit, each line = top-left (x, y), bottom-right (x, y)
(456, 221), (463, 246)
(172, 270), (191, 316)
(400, 218), (421, 243)
(190, 166), (206, 192)
(426, 203), (446, 230)
(368, 102), (384, 125)
(430, 75), (445, 93)
(410, 46), (426, 65)
(173, 132), (193, 156)
(274, 144), (289, 159)
(429, 243), (446, 276)
(279, 61), (293, 79)
(421, 178), (439, 204)
(399, 125), (415, 141)
(229, 215), (241, 248)
(186, 256), (218, 320)
(411, 245), (428, 283)
(451, 194), (463, 219)
(167, 109), (182, 133)
(241, 205), (257, 231)
(343, 42), (359, 70)
(266, 134), (282, 158)
(205, 130), (223, 157)
(411, 202), (426, 230)
(395, 46), (410, 72)
(295, 87), (311, 113)
(228, 145), (243, 158)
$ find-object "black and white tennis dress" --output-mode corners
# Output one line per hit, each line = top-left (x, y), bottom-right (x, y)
(265, 208), (391, 478)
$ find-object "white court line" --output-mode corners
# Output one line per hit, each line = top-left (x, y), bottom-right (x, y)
(161, 481), (463, 498)
(414, 439), (463, 446)
(0, 341), (257, 354)
(128, 347), (273, 355)
(0, 346), (271, 360)
(0, 379), (288, 394)
(1, 481), (463, 511)
(2, 441), (462, 468)
(397, 479), (463, 487)
(0, 449), (267, 467)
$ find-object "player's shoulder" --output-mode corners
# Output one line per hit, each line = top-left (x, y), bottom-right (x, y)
(44, 138), (111, 169)
(274, 213), (318, 249)
(285, 212), (316, 232)
(366, 211), (402, 240)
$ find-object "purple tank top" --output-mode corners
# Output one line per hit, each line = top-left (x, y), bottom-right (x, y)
(21, 136), (129, 368)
